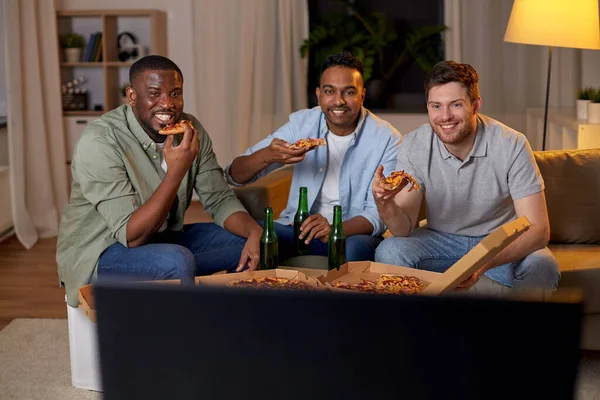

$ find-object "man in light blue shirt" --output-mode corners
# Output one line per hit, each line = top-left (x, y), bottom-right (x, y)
(226, 52), (401, 262)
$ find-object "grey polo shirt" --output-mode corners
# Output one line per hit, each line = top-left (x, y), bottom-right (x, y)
(396, 114), (544, 237)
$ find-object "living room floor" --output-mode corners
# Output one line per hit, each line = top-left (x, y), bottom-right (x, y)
(0, 201), (210, 331)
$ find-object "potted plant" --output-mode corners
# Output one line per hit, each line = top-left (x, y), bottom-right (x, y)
(61, 33), (86, 63)
(576, 87), (595, 121)
(300, 0), (446, 109)
(588, 88), (600, 124)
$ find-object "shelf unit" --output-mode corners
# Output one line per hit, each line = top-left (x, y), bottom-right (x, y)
(56, 9), (167, 116)
(526, 107), (600, 151)
(57, 9), (167, 190)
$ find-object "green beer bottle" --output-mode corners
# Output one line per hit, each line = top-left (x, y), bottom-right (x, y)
(294, 186), (311, 255)
(328, 205), (347, 270)
(260, 207), (279, 270)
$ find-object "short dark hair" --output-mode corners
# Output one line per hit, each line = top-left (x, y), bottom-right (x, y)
(424, 61), (480, 103)
(129, 55), (183, 84)
(319, 52), (364, 83)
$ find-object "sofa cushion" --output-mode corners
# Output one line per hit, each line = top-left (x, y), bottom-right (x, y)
(231, 166), (293, 220)
(534, 149), (600, 244)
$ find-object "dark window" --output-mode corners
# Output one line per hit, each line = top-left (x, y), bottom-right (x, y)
(303, 0), (445, 113)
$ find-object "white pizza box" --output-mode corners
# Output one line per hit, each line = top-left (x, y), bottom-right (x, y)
(319, 216), (532, 295)
(195, 268), (324, 290)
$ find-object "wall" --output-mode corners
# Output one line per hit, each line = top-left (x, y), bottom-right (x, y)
(55, 0), (600, 152)
(0, 0), (7, 116)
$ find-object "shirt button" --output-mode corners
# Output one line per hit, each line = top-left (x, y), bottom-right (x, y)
(153, 155), (157, 159)
(319, 168), (324, 172)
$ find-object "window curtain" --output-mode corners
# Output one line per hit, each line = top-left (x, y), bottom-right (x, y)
(191, 0), (309, 166)
(3, 0), (68, 249)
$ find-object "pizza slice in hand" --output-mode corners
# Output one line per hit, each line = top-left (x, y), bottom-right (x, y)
(158, 120), (193, 135)
(377, 170), (421, 192)
(288, 137), (326, 150)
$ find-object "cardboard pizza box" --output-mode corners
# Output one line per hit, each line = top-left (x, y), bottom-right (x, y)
(77, 279), (184, 323)
(195, 268), (324, 290)
(318, 216), (531, 295)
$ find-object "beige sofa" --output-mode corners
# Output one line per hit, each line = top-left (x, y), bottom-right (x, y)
(231, 149), (600, 350)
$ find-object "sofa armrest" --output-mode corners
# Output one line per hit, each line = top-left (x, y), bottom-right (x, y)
(232, 166), (293, 220)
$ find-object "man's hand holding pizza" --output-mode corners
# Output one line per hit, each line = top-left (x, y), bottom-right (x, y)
(298, 214), (332, 243)
(263, 138), (311, 165)
(163, 121), (199, 182)
(372, 165), (406, 204)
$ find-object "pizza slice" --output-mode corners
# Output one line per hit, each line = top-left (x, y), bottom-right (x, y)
(226, 276), (314, 291)
(288, 137), (327, 150)
(331, 278), (378, 293)
(158, 120), (193, 135)
(375, 274), (425, 295)
(377, 170), (421, 192)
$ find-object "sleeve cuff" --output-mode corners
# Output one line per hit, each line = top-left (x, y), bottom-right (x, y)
(212, 199), (249, 227)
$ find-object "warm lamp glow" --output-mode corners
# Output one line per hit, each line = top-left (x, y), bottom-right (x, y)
(504, 0), (600, 50)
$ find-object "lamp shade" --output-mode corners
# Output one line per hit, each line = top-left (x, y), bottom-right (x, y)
(504, 0), (600, 50)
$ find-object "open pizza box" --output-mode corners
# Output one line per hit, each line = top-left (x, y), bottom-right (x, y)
(78, 279), (184, 323)
(195, 268), (324, 290)
(318, 216), (531, 295)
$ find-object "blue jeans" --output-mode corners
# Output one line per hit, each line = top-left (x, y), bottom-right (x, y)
(374, 227), (560, 290)
(271, 222), (382, 262)
(97, 223), (246, 282)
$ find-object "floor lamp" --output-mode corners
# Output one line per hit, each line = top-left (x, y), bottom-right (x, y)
(503, 0), (600, 151)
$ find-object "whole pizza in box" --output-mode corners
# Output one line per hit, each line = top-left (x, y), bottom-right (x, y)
(319, 262), (438, 296)
(196, 269), (324, 291)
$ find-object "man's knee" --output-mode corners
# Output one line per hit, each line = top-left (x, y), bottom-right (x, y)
(155, 245), (197, 279)
(374, 237), (414, 266)
(515, 248), (561, 289)
(346, 235), (381, 261)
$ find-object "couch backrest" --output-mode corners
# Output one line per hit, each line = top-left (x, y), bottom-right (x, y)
(534, 149), (600, 244)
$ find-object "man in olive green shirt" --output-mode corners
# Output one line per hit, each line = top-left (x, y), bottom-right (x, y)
(57, 56), (262, 307)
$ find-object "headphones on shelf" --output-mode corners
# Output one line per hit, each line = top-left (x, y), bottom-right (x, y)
(117, 32), (139, 62)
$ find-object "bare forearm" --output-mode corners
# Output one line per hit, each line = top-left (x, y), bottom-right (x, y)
(376, 201), (412, 237)
(223, 211), (263, 239)
(484, 225), (549, 271)
(343, 216), (374, 236)
(126, 173), (182, 247)
(229, 149), (272, 184)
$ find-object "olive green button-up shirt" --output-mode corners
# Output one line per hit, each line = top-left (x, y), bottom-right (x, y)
(57, 105), (246, 306)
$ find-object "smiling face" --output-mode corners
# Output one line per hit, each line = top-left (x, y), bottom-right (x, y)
(127, 69), (184, 142)
(427, 81), (481, 152)
(316, 66), (365, 136)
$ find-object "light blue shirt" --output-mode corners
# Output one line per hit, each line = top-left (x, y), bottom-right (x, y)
(225, 106), (402, 236)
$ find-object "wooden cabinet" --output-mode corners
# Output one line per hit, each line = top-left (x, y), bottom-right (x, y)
(56, 9), (167, 117)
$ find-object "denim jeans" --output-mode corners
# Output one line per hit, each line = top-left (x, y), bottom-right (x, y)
(97, 223), (246, 282)
(271, 222), (382, 262)
(374, 227), (560, 290)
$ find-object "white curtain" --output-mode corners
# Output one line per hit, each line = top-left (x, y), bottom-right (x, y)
(191, 0), (308, 166)
(455, 0), (581, 145)
(3, 0), (68, 248)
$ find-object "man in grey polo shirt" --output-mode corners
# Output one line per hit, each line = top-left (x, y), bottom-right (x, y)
(372, 61), (560, 291)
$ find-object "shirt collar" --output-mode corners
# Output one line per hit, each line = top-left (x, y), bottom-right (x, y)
(320, 106), (366, 140)
(436, 115), (488, 160)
